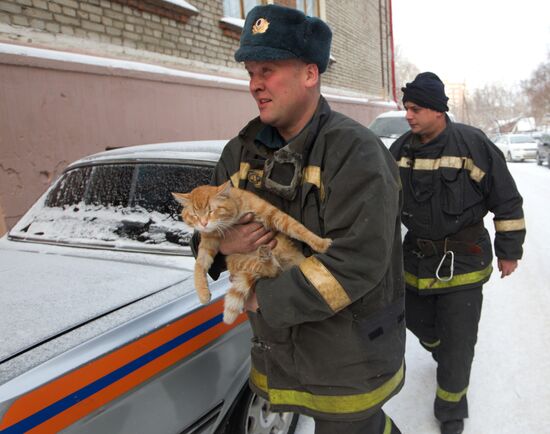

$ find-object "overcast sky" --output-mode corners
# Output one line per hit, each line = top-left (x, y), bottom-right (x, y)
(391, 0), (550, 89)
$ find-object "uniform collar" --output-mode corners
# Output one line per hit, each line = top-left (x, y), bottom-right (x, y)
(411, 116), (452, 153)
(255, 124), (286, 149)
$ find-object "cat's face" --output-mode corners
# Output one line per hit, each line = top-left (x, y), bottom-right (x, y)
(172, 182), (239, 233)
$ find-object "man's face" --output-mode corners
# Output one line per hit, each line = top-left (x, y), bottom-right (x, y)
(404, 102), (444, 138)
(245, 59), (313, 139)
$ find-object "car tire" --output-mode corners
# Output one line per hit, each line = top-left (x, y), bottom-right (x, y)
(224, 386), (299, 434)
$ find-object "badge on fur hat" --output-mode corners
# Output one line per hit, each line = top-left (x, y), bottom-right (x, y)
(252, 18), (269, 34)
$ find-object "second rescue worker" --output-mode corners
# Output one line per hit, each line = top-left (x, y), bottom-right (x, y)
(390, 72), (526, 434)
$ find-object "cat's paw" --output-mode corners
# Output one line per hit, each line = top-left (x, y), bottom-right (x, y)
(223, 309), (239, 324)
(258, 245), (272, 262)
(315, 237), (332, 253)
(198, 291), (211, 304)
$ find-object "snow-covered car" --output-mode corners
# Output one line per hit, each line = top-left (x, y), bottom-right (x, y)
(534, 132), (550, 167)
(0, 141), (298, 434)
(494, 133), (538, 162)
(368, 110), (456, 148)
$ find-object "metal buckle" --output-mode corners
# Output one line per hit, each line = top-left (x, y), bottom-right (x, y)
(262, 148), (303, 200)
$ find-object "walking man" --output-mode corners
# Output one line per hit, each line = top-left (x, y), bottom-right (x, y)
(390, 72), (526, 434)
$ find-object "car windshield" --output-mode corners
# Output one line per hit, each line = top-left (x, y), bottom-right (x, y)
(369, 116), (410, 138)
(510, 135), (532, 143)
(10, 162), (214, 254)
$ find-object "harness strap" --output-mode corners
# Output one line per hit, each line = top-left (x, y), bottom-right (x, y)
(412, 221), (484, 257)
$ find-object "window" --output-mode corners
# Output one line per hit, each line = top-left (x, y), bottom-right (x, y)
(296, 0), (319, 16)
(32, 162), (215, 251)
(223, 0), (320, 20)
(223, 0), (262, 19)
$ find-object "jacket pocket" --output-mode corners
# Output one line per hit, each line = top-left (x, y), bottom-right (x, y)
(440, 167), (464, 215)
(441, 166), (484, 216)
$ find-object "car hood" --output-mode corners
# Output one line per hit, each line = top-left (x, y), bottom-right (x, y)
(0, 244), (195, 363)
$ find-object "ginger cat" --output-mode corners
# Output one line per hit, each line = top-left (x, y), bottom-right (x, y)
(172, 181), (332, 324)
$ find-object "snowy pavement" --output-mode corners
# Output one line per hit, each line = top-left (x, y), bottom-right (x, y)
(296, 161), (550, 434)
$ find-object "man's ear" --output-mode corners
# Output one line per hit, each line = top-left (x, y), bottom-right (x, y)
(217, 181), (232, 197)
(304, 63), (320, 89)
(172, 192), (190, 206)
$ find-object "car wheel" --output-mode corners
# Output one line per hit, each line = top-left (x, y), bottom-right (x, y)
(225, 387), (299, 434)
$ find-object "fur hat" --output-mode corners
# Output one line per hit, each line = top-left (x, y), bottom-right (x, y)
(402, 72), (449, 112)
(234, 4), (332, 73)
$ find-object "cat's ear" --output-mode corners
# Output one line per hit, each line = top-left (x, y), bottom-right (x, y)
(216, 181), (232, 197)
(172, 192), (191, 206)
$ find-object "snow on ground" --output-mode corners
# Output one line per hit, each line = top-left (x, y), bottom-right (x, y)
(296, 161), (550, 433)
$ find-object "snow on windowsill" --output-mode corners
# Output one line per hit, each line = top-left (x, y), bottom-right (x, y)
(220, 16), (245, 30)
(162, 0), (198, 14)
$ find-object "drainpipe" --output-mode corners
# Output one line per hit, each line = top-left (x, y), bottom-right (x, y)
(388, 0), (397, 103)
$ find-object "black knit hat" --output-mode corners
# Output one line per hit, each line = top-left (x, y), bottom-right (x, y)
(234, 4), (332, 73)
(402, 72), (449, 112)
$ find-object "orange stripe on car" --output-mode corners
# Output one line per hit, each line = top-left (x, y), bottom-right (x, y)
(0, 299), (247, 433)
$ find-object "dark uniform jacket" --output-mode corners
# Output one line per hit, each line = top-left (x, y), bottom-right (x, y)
(207, 97), (405, 421)
(390, 117), (526, 294)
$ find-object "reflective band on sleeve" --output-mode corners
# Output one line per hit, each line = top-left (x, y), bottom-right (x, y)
(397, 156), (485, 182)
(299, 256), (351, 312)
(404, 265), (493, 290)
(494, 218), (526, 232)
(421, 339), (441, 348)
(437, 384), (468, 403)
(230, 162), (251, 188)
(251, 362), (405, 414)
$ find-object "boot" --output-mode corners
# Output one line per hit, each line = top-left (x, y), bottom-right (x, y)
(440, 419), (464, 434)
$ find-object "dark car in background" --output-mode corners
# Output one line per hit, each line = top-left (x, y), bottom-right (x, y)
(0, 141), (298, 434)
(534, 132), (550, 167)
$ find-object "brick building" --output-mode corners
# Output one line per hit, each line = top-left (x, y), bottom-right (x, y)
(0, 0), (397, 233)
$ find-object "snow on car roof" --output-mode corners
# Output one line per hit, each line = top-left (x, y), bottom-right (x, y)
(72, 140), (227, 167)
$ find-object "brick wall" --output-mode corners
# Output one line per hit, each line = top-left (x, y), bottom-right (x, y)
(324, 0), (392, 98)
(0, 0), (241, 69)
(0, 0), (394, 98)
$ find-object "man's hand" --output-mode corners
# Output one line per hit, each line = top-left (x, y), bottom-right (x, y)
(498, 258), (518, 278)
(219, 213), (277, 255)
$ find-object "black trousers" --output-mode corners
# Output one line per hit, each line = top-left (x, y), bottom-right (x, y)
(314, 409), (401, 434)
(405, 287), (483, 422)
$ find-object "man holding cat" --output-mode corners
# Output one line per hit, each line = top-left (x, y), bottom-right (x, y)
(199, 5), (405, 433)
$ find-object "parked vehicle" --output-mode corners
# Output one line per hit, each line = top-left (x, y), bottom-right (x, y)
(493, 133), (538, 162)
(369, 110), (456, 148)
(368, 110), (410, 148)
(0, 141), (298, 434)
(534, 132), (550, 167)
